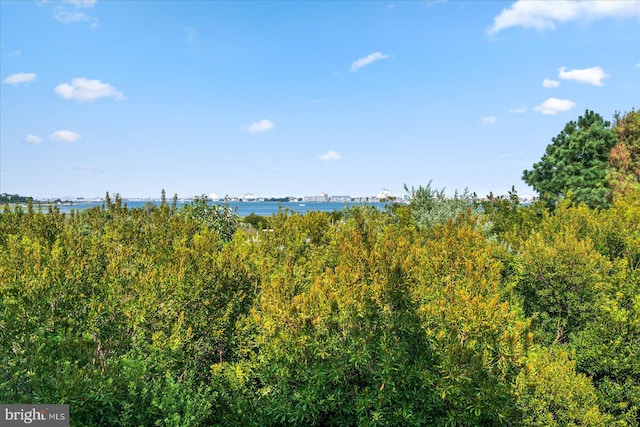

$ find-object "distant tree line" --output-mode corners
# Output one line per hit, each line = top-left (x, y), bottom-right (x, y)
(0, 193), (33, 204)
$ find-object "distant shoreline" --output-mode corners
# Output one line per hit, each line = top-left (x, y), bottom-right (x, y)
(14, 200), (393, 217)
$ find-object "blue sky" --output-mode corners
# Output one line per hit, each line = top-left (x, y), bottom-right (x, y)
(1, 0), (639, 199)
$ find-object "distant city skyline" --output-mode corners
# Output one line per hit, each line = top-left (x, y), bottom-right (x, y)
(2, 1), (638, 199)
(3, 188), (538, 204)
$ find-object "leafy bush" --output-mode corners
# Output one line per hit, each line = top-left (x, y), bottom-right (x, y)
(404, 181), (478, 230)
(1, 187), (639, 425)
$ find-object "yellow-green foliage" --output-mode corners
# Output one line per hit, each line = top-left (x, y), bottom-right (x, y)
(409, 217), (529, 424)
(1, 190), (639, 425)
(515, 345), (611, 427)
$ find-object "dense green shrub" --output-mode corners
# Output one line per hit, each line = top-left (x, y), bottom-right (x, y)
(1, 188), (639, 425)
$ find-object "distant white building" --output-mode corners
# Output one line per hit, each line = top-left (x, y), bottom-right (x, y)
(377, 189), (392, 199)
(303, 192), (329, 203)
(329, 196), (351, 203)
(208, 193), (219, 201)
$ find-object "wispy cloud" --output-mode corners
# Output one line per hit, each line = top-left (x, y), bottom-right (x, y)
(24, 134), (42, 144)
(319, 150), (341, 162)
(542, 78), (560, 88)
(53, 1), (97, 26)
(54, 9), (88, 23)
(246, 119), (275, 133)
(50, 130), (81, 142)
(488, 0), (640, 34)
(62, 0), (97, 8)
(3, 72), (36, 85)
(558, 66), (609, 86)
(508, 106), (527, 114)
(482, 116), (497, 125)
(55, 78), (124, 101)
(534, 98), (576, 115)
(350, 52), (390, 72)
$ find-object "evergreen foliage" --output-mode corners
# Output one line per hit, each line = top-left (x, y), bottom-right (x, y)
(523, 110), (618, 208)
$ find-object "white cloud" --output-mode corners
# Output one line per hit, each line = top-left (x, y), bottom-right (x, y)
(246, 119), (275, 133)
(54, 1), (97, 26)
(350, 52), (390, 72)
(24, 134), (42, 144)
(482, 116), (497, 124)
(55, 78), (124, 101)
(319, 150), (341, 162)
(534, 97), (576, 115)
(508, 106), (527, 114)
(3, 72), (36, 85)
(50, 130), (81, 142)
(54, 9), (88, 23)
(558, 66), (609, 86)
(542, 78), (560, 88)
(62, 0), (97, 8)
(489, 0), (640, 34)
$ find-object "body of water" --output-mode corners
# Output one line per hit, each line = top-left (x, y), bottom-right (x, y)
(49, 201), (392, 216)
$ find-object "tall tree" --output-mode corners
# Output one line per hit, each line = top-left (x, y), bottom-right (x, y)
(523, 110), (618, 208)
(609, 109), (640, 197)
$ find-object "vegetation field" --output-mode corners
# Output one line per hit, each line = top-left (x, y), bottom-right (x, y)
(1, 110), (639, 426)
